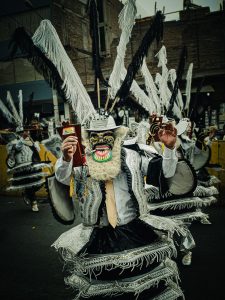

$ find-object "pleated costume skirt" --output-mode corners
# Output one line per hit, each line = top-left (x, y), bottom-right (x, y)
(7, 162), (50, 192)
(53, 218), (184, 300)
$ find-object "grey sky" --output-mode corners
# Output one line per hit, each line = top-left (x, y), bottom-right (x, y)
(123, 0), (223, 20)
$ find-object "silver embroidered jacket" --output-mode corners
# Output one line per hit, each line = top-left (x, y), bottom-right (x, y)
(6, 137), (40, 169)
(55, 145), (178, 227)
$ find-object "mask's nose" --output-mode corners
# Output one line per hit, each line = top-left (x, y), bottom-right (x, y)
(98, 136), (104, 143)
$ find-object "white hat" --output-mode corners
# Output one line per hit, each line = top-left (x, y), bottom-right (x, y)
(86, 115), (120, 132)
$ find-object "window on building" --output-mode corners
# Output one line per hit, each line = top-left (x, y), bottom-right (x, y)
(97, 0), (104, 22)
(96, 0), (108, 55)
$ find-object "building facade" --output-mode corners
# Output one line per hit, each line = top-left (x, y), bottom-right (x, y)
(0, 1), (224, 129)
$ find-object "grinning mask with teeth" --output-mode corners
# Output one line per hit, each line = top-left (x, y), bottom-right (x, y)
(89, 131), (115, 162)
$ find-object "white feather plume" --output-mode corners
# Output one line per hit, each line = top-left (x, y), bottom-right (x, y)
(155, 72), (170, 112)
(118, 65), (156, 113)
(108, 0), (137, 99)
(0, 98), (17, 124)
(108, 0), (157, 113)
(168, 69), (184, 113)
(18, 90), (23, 126)
(6, 91), (21, 125)
(185, 63), (193, 114)
(141, 58), (161, 114)
(32, 20), (96, 124)
(155, 47), (171, 113)
(155, 46), (168, 77)
(173, 102), (183, 120)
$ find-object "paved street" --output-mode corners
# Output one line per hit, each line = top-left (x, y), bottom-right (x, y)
(0, 195), (224, 300)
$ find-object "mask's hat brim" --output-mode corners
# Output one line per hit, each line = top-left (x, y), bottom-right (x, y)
(85, 115), (120, 132)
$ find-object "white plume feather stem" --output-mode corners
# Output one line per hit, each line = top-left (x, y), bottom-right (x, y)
(6, 91), (21, 125)
(130, 80), (156, 114)
(155, 47), (170, 112)
(155, 72), (170, 113)
(185, 63), (193, 114)
(141, 58), (161, 114)
(173, 102), (183, 120)
(155, 45), (168, 78)
(18, 90), (23, 126)
(0, 99), (17, 124)
(108, 0), (137, 99)
(168, 69), (184, 113)
(32, 20), (96, 124)
(119, 66), (156, 113)
(109, 0), (156, 113)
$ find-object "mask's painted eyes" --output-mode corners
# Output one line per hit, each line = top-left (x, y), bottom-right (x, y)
(89, 136), (99, 144)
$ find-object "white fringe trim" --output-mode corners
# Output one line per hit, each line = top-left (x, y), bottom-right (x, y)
(7, 162), (51, 174)
(193, 185), (219, 197)
(52, 224), (94, 255)
(8, 172), (49, 182)
(59, 240), (177, 279)
(6, 178), (45, 191)
(65, 259), (180, 299)
(140, 214), (185, 236)
(167, 210), (209, 223)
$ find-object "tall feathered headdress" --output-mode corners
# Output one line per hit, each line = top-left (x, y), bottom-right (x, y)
(10, 20), (96, 124)
(111, 11), (164, 108)
(107, 0), (137, 100)
(0, 90), (24, 131)
(166, 46), (188, 118)
(140, 57), (161, 114)
(107, 0), (158, 114)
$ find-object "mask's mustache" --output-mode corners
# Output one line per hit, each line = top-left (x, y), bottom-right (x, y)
(93, 143), (112, 150)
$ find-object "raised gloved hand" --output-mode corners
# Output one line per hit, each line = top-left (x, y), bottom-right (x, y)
(158, 123), (177, 150)
(61, 136), (78, 162)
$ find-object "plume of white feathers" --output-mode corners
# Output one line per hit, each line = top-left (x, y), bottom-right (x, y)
(155, 47), (170, 112)
(6, 91), (21, 125)
(108, 0), (157, 114)
(0, 98), (17, 124)
(108, 0), (137, 100)
(18, 90), (23, 126)
(185, 63), (193, 115)
(32, 20), (96, 124)
(168, 69), (184, 113)
(141, 58), (161, 114)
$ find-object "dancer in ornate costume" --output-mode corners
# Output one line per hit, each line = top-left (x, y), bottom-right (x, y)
(53, 114), (186, 300)
(0, 90), (51, 212)
(145, 118), (217, 266)
(7, 2), (195, 297)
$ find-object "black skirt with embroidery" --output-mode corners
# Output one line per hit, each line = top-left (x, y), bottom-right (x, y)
(65, 218), (182, 300)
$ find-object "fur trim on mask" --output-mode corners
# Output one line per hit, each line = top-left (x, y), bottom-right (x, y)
(82, 127), (129, 181)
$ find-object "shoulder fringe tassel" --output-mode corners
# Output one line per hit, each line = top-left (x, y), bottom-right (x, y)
(167, 209), (210, 223)
(148, 196), (217, 211)
(140, 214), (186, 237)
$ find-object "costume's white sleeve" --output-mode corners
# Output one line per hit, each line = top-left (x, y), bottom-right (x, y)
(141, 145), (177, 178)
(162, 147), (178, 178)
(55, 156), (73, 186)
